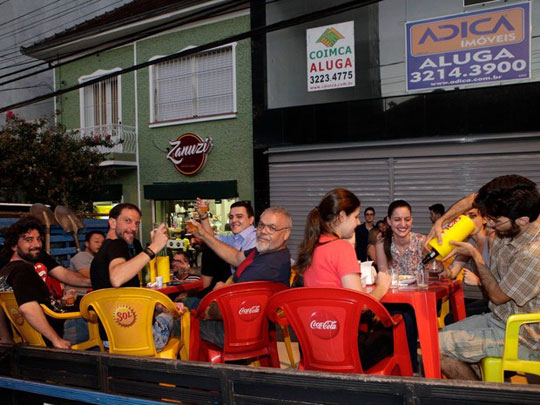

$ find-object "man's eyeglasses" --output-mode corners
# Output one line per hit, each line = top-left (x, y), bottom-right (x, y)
(256, 222), (289, 234)
(487, 216), (511, 227)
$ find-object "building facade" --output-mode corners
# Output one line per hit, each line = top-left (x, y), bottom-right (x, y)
(23, 1), (253, 244)
(252, 0), (540, 255)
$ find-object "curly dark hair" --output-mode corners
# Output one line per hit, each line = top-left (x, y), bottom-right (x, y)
(0, 215), (44, 261)
(474, 175), (539, 222)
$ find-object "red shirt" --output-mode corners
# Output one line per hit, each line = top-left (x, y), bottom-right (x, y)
(303, 234), (360, 288)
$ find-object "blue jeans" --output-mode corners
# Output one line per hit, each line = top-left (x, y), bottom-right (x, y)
(153, 312), (175, 352)
(63, 318), (89, 345)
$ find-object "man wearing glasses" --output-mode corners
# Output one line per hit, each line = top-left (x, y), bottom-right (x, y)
(426, 175), (540, 380)
(189, 207), (292, 348)
(354, 207), (376, 262)
(191, 207), (292, 287)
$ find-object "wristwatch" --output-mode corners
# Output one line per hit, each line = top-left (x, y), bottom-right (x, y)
(143, 247), (156, 260)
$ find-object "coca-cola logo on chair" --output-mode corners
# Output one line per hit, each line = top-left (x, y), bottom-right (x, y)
(309, 310), (339, 339)
(167, 133), (213, 176)
(237, 299), (261, 322)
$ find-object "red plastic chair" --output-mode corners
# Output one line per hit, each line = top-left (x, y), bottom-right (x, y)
(189, 281), (287, 366)
(267, 287), (413, 376)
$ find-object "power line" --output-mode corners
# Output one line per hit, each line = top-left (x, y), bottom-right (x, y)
(0, 0), (102, 52)
(0, 0), (380, 113)
(0, 0), (248, 83)
(0, 0), (63, 34)
(0, 83), (52, 93)
(0, 0), (126, 62)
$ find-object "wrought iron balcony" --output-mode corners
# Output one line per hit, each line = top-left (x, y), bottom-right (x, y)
(77, 124), (137, 154)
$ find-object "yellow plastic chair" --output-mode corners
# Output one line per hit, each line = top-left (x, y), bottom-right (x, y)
(79, 287), (189, 359)
(0, 291), (103, 351)
(438, 270), (464, 329)
(480, 313), (540, 383)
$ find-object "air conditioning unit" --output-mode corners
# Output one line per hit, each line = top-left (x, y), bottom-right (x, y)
(167, 239), (184, 250)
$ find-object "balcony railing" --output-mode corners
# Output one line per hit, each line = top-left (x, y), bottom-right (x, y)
(77, 124), (137, 154)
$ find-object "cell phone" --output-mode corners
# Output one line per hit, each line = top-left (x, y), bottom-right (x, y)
(167, 281), (181, 286)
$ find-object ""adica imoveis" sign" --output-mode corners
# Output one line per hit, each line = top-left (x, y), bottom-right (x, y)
(406, 2), (530, 91)
(306, 21), (355, 92)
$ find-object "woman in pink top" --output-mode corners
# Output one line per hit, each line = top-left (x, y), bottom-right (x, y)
(296, 188), (390, 300)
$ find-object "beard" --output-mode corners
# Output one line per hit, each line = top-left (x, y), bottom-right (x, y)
(17, 247), (41, 262)
(116, 228), (136, 244)
(495, 221), (521, 238)
(256, 236), (282, 254)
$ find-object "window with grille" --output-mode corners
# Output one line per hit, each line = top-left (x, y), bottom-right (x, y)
(79, 70), (121, 128)
(151, 45), (236, 123)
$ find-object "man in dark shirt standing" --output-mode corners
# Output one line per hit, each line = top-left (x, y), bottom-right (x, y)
(190, 236), (230, 298)
(354, 207), (375, 262)
(0, 216), (91, 348)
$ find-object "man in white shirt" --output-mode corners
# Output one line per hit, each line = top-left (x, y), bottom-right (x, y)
(196, 199), (257, 274)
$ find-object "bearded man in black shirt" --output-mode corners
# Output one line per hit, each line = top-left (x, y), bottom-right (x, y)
(90, 203), (180, 352)
(0, 217), (91, 348)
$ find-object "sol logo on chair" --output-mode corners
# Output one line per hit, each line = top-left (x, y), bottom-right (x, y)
(309, 311), (339, 339)
(10, 308), (24, 326)
(237, 299), (261, 322)
(113, 306), (137, 328)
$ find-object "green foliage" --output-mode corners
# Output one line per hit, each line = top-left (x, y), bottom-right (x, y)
(0, 112), (116, 211)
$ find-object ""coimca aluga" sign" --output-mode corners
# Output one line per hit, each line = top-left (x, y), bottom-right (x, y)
(306, 21), (355, 92)
(167, 133), (213, 176)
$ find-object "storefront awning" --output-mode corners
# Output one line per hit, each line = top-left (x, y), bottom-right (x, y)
(143, 180), (238, 200)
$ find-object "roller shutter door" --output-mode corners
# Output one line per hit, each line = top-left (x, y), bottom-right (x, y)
(268, 137), (540, 258)
(393, 153), (540, 236)
(270, 158), (390, 258)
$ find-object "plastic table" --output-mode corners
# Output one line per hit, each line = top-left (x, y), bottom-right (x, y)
(369, 279), (466, 378)
(153, 280), (203, 296)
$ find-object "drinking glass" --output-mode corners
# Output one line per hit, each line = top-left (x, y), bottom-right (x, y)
(416, 269), (429, 289)
(186, 220), (198, 234)
(199, 201), (209, 215)
(426, 259), (443, 276)
(391, 268), (399, 289)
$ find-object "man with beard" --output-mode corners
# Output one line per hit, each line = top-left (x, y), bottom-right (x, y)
(193, 207), (292, 287)
(189, 207), (292, 348)
(426, 175), (540, 380)
(90, 203), (181, 352)
(0, 216), (91, 348)
(91, 203), (168, 289)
